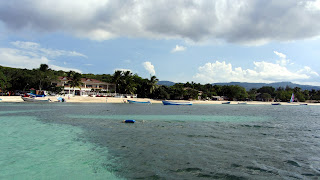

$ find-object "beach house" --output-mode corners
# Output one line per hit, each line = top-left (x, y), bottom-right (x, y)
(52, 77), (116, 96)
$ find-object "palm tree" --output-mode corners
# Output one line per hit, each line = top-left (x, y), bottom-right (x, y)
(112, 71), (122, 94)
(148, 75), (159, 94)
(67, 71), (83, 96)
(122, 71), (136, 94)
(36, 64), (56, 91)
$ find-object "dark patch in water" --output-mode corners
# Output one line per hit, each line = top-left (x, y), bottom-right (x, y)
(285, 160), (301, 167)
(174, 167), (202, 173)
(187, 134), (218, 139)
(241, 124), (275, 129)
(246, 166), (273, 174)
(208, 173), (248, 180)
(231, 164), (242, 168)
(134, 174), (162, 179)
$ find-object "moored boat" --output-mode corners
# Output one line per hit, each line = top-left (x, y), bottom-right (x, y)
(222, 102), (231, 104)
(21, 96), (51, 102)
(271, 103), (281, 105)
(57, 97), (66, 102)
(238, 102), (247, 105)
(162, 100), (192, 105)
(127, 99), (151, 104)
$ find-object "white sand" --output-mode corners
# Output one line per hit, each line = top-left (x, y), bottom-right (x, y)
(1, 96), (319, 105)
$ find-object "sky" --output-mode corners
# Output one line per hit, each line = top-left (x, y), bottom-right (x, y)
(0, 0), (320, 85)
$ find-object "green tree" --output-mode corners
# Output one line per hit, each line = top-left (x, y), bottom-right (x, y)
(147, 75), (159, 95)
(248, 88), (257, 101)
(261, 93), (272, 101)
(258, 86), (275, 96)
(112, 71), (122, 94)
(0, 70), (8, 93)
(36, 64), (56, 91)
(67, 71), (83, 96)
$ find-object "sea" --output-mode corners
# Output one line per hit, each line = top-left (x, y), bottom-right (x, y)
(0, 102), (320, 180)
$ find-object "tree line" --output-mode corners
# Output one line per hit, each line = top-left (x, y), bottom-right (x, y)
(1, 64), (320, 102)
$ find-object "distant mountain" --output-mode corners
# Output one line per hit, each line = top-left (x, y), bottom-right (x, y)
(213, 82), (320, 91)
(158, 81), (320, 90)
(157, 81), (176, 86)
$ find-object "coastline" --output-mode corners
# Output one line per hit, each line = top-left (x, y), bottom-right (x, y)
(1, 96), (319, 105)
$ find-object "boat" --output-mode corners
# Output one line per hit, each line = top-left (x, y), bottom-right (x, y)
(162, 100), (192, 105)
(271, 103), (281, 105)
(127, 99), (151, 104)
(123, 119), (136, 123)
(300, 103), (308, 105)
(238, 102), (247, 105)
(289, 93), (294, 103)
(222, 102), (231, 104)
(57, 97), (66, 102)
(21, 96), (51, 102)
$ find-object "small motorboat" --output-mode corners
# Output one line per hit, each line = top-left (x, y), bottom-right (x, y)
(123, 119), (135, 123)
(271, 103), (281, 105)
(127, 99), (151, 104)
(57, 97), (66, 102)
(238, 102), (247, 105)
(162, 100), (192, 105)
(21, 96), (51, 102)
(222, 102), (231, 104)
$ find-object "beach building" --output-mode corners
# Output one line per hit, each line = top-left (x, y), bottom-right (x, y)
(211, 96), (225, 101)
(52, 77), (116, 96)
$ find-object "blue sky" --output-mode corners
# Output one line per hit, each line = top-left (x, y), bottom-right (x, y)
(1, 0), (320, 85)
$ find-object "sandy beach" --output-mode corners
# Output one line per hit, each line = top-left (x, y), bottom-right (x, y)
(0, 96), (319, 105)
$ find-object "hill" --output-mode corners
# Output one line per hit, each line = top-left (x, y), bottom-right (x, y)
(157, 81), (176, 86)
(213, 82), (320, 91)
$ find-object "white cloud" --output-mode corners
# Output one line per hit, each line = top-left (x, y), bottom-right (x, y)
(11, 41), (87, 58)
(0, 48), (49, 69)
(274, 51), (286, 59)
(193, 60), (319, 85)
(142, 61), (156, 75)
(274, 51), (292, 66)
(304, 0), (320, 11)
(2, 1), (320, 45)
(171, 45), (186, 53)
(49, 65), (81, 72)
(0, 41), (84, 72)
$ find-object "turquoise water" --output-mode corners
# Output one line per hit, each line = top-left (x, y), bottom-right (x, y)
(0, 114), (122, 180)
(68, 114), (267, 122)
(1, 103), (320, 179)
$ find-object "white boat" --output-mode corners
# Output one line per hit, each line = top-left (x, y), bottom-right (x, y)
(21, 96), (51, 102)
(238, 102), (247, 105)
(162, 100), (192, 105)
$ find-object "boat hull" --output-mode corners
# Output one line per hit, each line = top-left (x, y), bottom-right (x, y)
(238, 102), (247, 105)
(127, 100), (151, 104)
(271, 103), (281, 105)
(162, 100), (192, 105)
(21, 97), (50, 102)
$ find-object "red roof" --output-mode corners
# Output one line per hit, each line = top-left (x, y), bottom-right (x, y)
(58, 77), (107, 84)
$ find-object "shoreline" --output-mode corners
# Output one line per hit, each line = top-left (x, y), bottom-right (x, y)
(1, 96), (319, 105)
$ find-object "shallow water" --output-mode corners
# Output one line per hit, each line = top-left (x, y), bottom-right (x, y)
(1, 103), (320, 179)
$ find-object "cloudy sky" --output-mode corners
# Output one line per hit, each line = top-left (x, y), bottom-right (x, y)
(1, 0), (320, 85)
